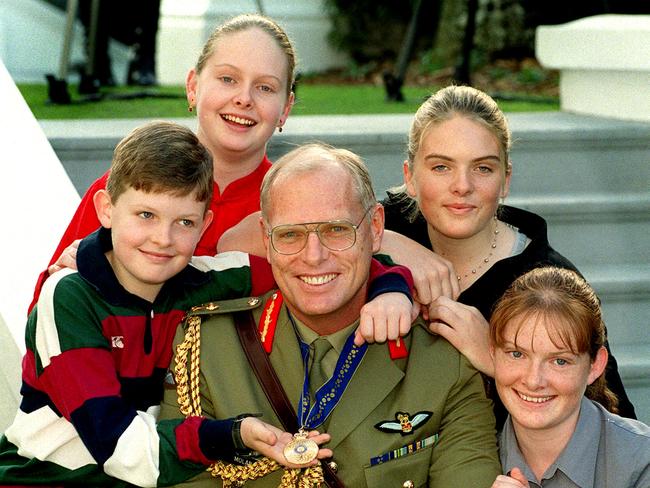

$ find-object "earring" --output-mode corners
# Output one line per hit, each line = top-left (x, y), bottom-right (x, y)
(278, 126), (283, 133)
(188, 98), (195, 112)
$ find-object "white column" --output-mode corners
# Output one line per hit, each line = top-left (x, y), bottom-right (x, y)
(0, 60), (80, 350)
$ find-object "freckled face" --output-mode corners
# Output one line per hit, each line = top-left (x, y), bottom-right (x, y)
(493, 315), (603, 437)
(404, 116), (510, 241)
(187, 27), (293, 164)
(97, 188), (212, 302)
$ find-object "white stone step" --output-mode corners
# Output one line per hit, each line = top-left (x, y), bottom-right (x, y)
(40, 112), (650, 197)
(509, 193), (650, 267)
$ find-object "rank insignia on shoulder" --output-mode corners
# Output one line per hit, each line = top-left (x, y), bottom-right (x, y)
(190, 302), (220, 313)
(374, 411), (433, 436)
(185, 296), (264, 322)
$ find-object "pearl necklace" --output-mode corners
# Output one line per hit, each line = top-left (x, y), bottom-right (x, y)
(456, 220), (499, 282)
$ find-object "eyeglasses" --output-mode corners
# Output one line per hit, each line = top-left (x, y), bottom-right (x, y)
(267, 206), (374, 255)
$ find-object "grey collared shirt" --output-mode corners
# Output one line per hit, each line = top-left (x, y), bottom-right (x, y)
(499, 397), (650, 487)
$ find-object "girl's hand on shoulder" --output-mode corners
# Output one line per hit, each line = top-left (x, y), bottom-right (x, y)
(240, 417), (332, 468)
(48, 239), (81, 275)
(427, 296), (494, 376)
(491, 468), (530, 487)
(355, 292), (417, 346)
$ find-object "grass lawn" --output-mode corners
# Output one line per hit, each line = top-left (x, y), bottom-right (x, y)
(18, 83), (558, 120)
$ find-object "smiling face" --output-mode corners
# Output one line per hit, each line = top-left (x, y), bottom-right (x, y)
(187, 27), (294, 167)
(262, 166), (383, 334)
(404, 115), (510, 242)
(493, 313), (606, 439)
(95, 187), (212, 302)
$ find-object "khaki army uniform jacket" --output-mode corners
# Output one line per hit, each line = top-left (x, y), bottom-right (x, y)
(160, 292), (501, 488)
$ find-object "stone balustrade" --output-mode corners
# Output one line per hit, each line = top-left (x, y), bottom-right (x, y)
(536, 14), (650, 122)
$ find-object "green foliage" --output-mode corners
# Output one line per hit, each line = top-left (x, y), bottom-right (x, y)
(417, 50), (446, 76)
(323, 0), (540, 73)
(342, 61), (379, 81)
(323, 0), (438, 63)
(489, 66), (510, 80)
(474, 0), (532, 58)
(517, 66), (546, 84)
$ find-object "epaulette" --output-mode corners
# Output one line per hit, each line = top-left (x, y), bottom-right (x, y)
(174, 296), (264, 417)
(183, 296), (264, 322)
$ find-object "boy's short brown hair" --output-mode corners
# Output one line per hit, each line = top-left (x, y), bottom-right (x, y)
(106, 121), (213, 208)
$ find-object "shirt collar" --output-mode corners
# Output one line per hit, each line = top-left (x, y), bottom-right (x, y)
(77, 227), (210, 307)
(292, 316), (359, 354)
(213, 154), (272, 199)
(500, 416), (538, 484)
(499, 205), (549, 246)
(547, 398), (600, 487)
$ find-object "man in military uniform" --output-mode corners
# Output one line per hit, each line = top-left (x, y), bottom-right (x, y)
(160, 143), (501, 487)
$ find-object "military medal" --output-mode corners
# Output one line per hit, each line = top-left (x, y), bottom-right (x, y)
(283, 429), (319, 465)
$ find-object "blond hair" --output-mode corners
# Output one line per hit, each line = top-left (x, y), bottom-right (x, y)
(390, 85), (512, 220)
(195, 14), (296, 97)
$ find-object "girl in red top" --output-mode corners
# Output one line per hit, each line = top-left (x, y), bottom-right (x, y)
(31, 14), (296, 310)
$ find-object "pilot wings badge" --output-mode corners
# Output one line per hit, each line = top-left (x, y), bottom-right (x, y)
(374, 411), (433, 436)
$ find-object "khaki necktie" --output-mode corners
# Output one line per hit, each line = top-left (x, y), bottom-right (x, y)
(309, 337), (333, 396)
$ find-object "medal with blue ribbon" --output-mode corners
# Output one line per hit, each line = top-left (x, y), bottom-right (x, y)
(297, 330), (368, 429)
(258, 292), (370, 464)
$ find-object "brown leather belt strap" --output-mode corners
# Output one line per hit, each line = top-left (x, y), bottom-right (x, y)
(234, 310), (297, 430)
(234, 310), (345, 488)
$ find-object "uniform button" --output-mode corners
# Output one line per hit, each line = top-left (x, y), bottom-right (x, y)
(402, 481), (414, 488)
(327, 461), (338, 473)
